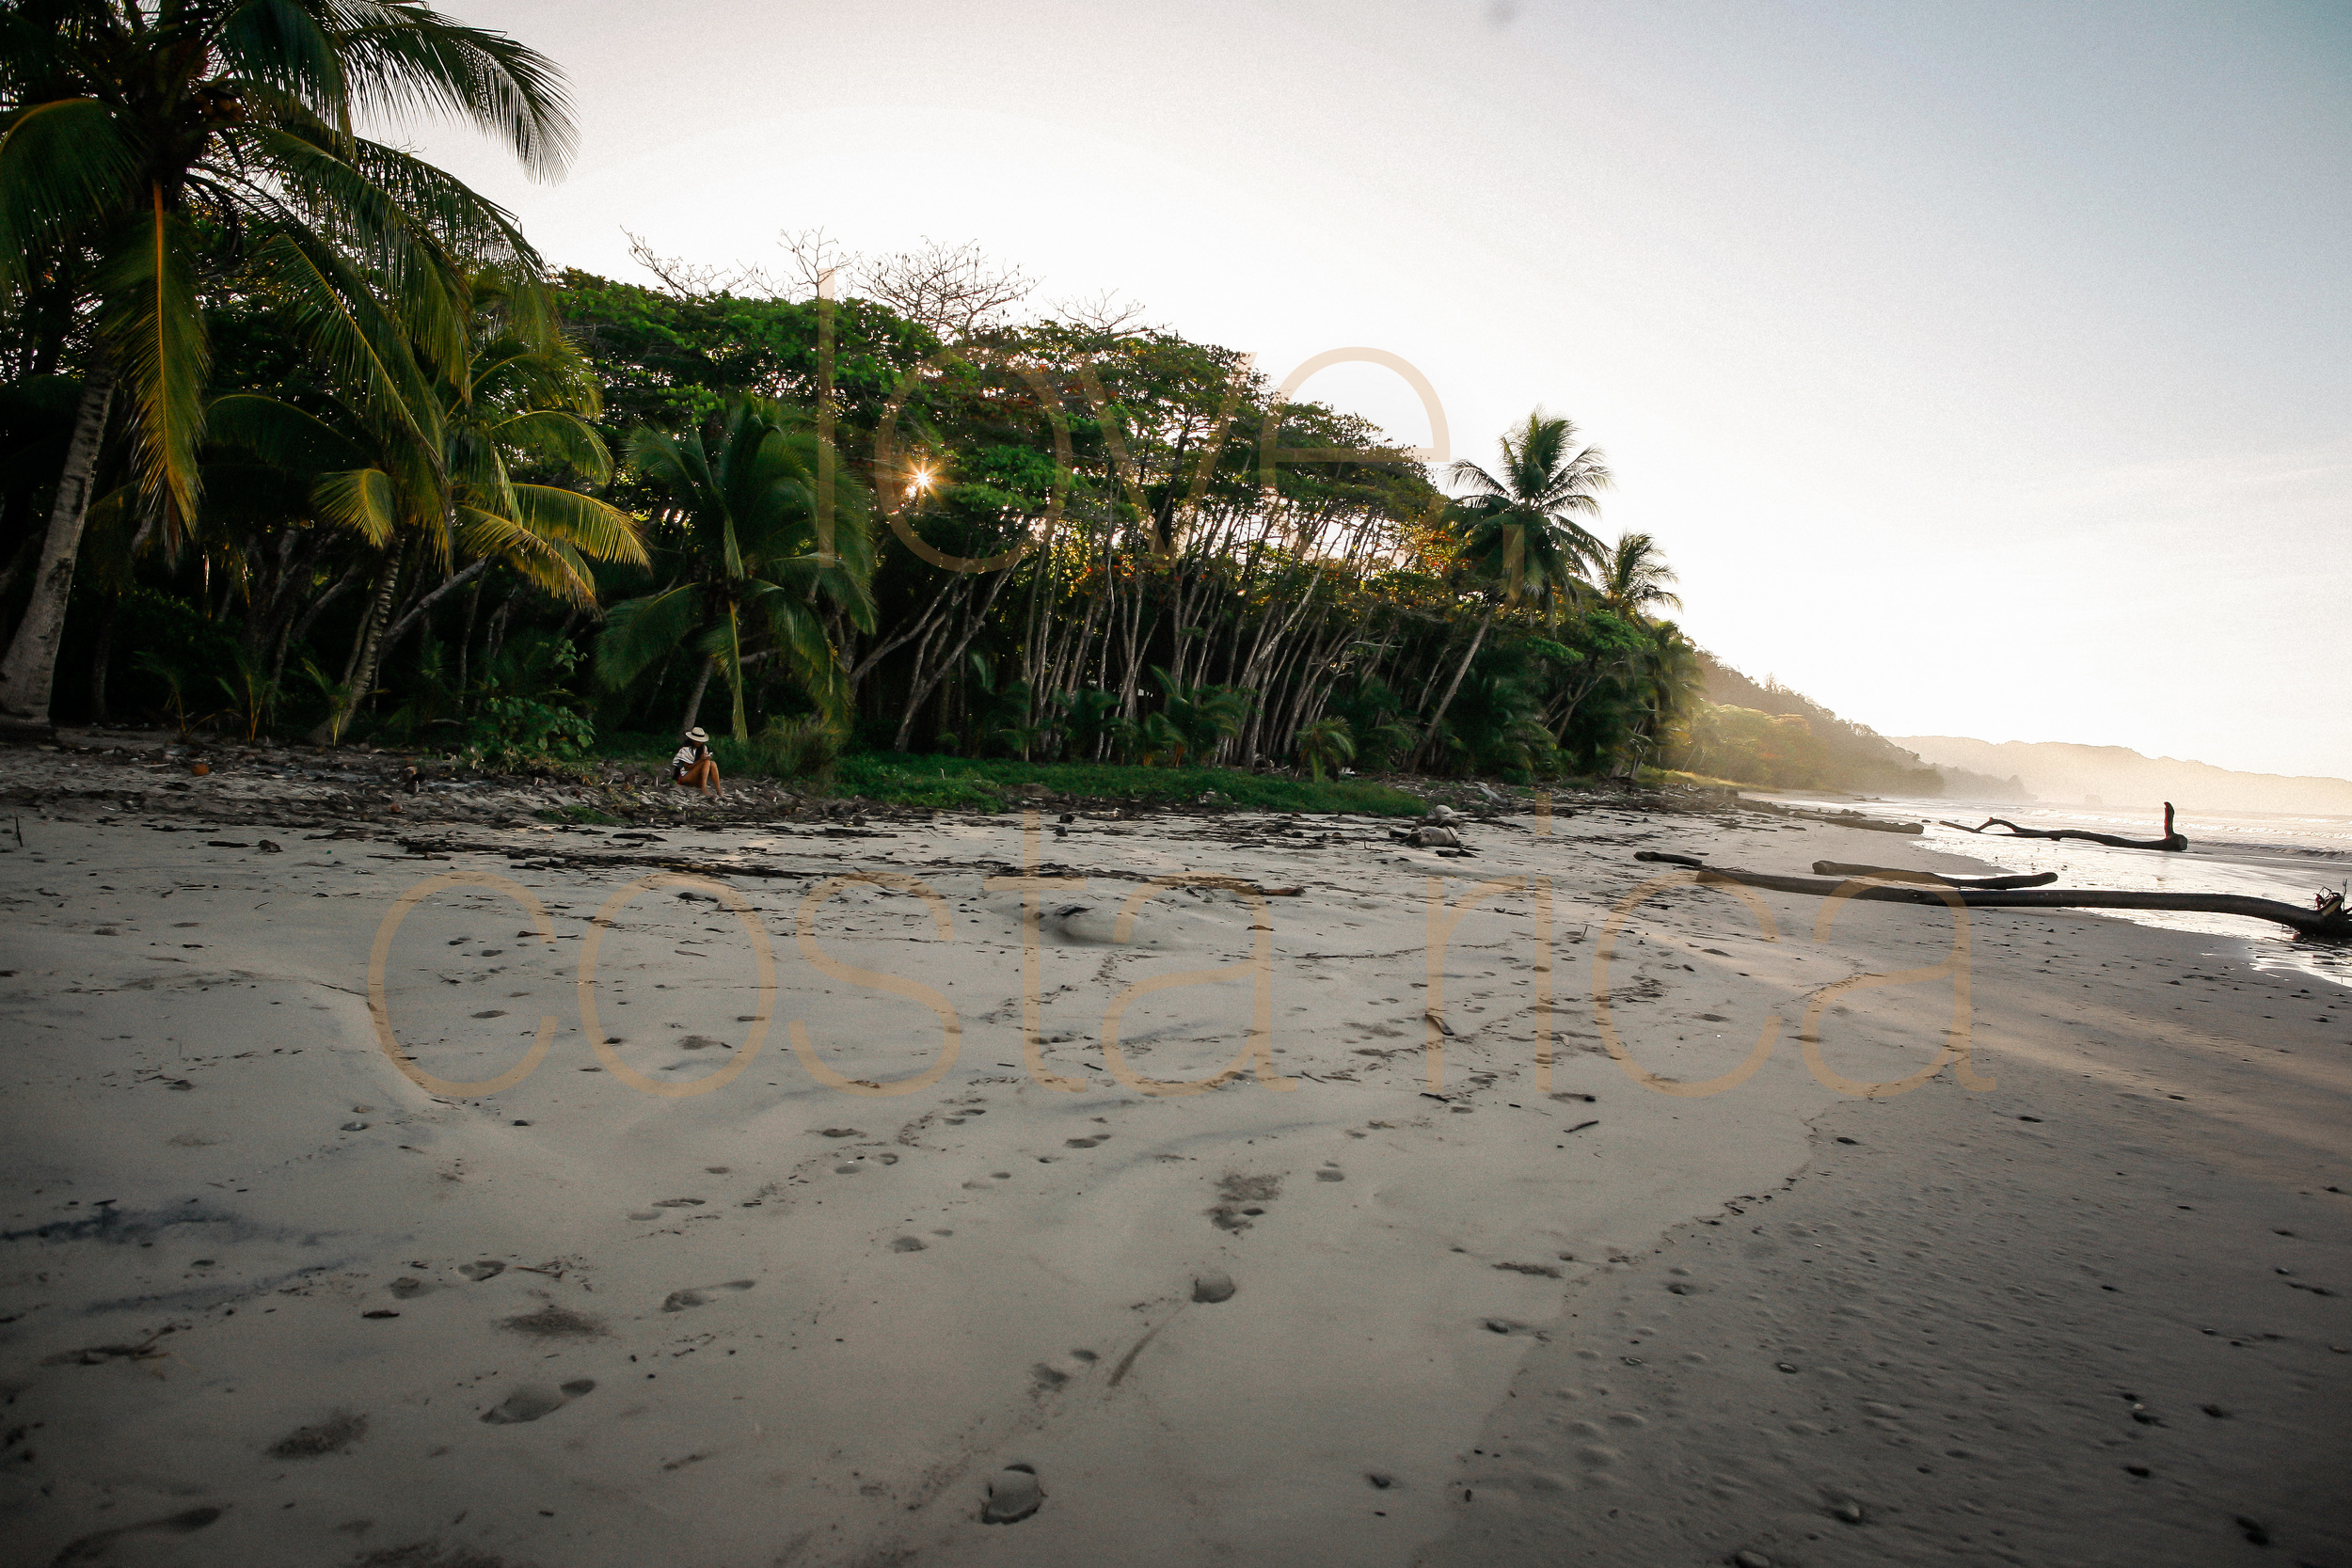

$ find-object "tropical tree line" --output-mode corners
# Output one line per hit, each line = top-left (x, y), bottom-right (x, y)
(0, 0), (1708, 784)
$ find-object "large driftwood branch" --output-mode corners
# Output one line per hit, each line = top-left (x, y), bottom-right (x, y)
(1940, 801), (2187, 852)
(1630, 854), (2350, 942)
(1807, 861), (2058, 890)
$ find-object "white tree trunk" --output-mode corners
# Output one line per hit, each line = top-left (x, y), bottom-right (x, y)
(0, 359), (118, 734)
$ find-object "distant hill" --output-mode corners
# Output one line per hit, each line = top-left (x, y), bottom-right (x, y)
(1890, 736), (2352, 816)
(1682, 653), (1996, 795)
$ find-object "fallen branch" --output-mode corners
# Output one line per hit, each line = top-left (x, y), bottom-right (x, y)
(1809, 861), (2058, 890)
(1940, 802), (2187, 852)
(1646, 857), (2350, 942)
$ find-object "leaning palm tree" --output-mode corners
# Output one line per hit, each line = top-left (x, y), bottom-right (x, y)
(0, 0), (575, 735)
(1419, 411), (1611, 766)
(596, 398), (877, 741)
(1598, 531), (1682, 621)
(208, 270), (646, 743)
(1617, 620), (1704, 775)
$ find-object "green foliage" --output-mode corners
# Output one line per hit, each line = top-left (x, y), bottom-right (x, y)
(823, 753), (1428, 816)
(1295, 716), (1356, 782)
(464, 636), (595, 766)
(1146, 667), (1254, 766)
(1673, 703), (1825, 788)
(597, 395), (875, 738)
(748, 715), (845, 779)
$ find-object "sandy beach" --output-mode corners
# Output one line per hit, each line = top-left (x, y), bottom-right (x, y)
(2, 740), (2346, 1568)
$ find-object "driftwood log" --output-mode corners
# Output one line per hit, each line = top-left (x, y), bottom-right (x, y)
(1940, 802), (2188, 852)
(1631, 852), (2350, 942)
(1808, 861), (2058, 890)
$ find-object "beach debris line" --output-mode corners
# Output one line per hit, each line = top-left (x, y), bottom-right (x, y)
(1630, 853), (2352, 942)
(1941, 801), (2188, 851)
(1742, 798), (1923, 833)
(1392, 803), (1482, 853)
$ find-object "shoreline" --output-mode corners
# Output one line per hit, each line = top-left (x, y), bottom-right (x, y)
(3, 765), (2346, 1566)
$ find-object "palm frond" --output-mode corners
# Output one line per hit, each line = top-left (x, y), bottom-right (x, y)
(332, 2), (580, 179)
(596, 583), (705, 689)
(511, 483), (648, 566)
(310, 467), (401, 546)
(205, 392), (367, 472)
(490, 409), (612, 480)
(454, 504), (596, 604)
(98, 194), (208, 527)
(0, 99), (139, 286)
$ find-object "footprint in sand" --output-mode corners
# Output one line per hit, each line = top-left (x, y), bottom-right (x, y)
(661, 1280), (755, 1312)
(481, 1378), (597, 1424)
(1193, 1271), (1237, 1303)
(1208, 1173), (1281, 1231)
(498, 1305), (607, 1340)
(981, 1464), (1044, 1524)
(268, 1411), (368, 1456)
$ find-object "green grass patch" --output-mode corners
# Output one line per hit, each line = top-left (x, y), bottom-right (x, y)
(833, 753), (1429, 816)
(588, 735), (1430, 814)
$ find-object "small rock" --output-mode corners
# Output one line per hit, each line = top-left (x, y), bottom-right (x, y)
(341, 1121), (368, 1132)
(1831, 1498), (1864, 1524)
(1367, 1471), (1396, 1490)
(1775, 1361), (1799, 1373)
(1192, 1271), (1236, 1304)
(981, 1465), (1043, 1524)
(1735, 1552), (1772, 1568)
(889, 1236), (927, 1253)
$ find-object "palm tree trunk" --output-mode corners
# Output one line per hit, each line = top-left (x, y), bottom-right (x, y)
(311, 562), (399, 746)
(88, 601), (119, 725)
(1417, 605), (1494, 769)
(0, 357), (117, 735)
(678, 656), (716, 736)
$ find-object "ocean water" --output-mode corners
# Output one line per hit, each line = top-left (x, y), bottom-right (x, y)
(1759, 794), (2352, 990)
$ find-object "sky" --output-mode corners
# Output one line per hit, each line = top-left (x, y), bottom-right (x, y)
(399, 0), (2352, 780)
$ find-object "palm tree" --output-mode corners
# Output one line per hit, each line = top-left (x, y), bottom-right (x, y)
(0, 0), (574, 735)
(1295, 715), (1354, 782)
(1147, 666), (1253, 766)
(1619, 620), (1704, 775)
(1420, 411), (1611, 766)
(208, 270), (646, 742)
(1598, 531), (1681, 620)
(596, 398), (876, 741)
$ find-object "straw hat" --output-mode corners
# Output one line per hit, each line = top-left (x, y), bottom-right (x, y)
(684, 727), (708, 743)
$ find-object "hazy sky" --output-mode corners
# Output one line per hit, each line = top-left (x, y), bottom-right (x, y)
(403, 0), (2352, 780)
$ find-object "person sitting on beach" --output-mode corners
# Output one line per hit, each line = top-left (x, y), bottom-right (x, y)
(671, 726), (723, 797)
